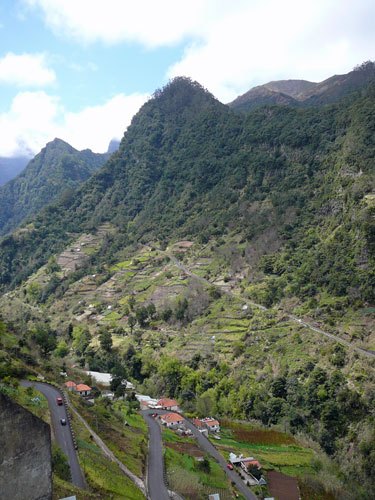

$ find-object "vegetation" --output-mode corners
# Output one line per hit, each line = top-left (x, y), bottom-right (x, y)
(2, 74), (375, 498)
(0, 138), (109, 236)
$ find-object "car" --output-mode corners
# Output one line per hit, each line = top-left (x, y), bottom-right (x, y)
(56, 397), (63, 405)
(152, 413), (157, 417)
(60, 418), (67, 425)
(227, 463), (233, 470)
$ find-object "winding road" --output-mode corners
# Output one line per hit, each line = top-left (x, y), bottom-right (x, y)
(143, 409), (257, 500)
(21, 381), (86, 490)
(143, 410), (170, 500)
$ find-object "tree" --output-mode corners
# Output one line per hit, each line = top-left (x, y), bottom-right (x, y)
(33, 327), (57, 357)
(46, 256), (61, 274)
(55, 340), (69, 358)
(136, 306), (148, 327)
(52, 444), (70, 481)
(128, 315), (136, 333)
(100, 330), (112, 352)
(72, 325), (91, 356)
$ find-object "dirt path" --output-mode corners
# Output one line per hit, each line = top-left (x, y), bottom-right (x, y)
(158, 248), (375, 359)
(65, 394), (148, 498)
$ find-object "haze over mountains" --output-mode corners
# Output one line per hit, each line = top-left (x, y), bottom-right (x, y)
(0, 138), (110, 236)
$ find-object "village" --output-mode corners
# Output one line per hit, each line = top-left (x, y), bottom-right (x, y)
(63, 374), (269, 496)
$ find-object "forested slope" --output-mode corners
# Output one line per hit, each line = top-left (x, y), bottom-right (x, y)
(1, 77), (375, 307)
(0, 138), (109, 236)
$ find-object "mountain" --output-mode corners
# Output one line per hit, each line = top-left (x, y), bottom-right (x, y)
(1, 75), (375, 305)
(107, 139), (120, 153)
(229, 60), (375, 110)
(0, 156), (31, 186)
(2, 76), (375, 498)
(0, 138), (110, 236)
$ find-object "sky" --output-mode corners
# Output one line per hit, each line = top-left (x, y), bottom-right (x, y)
(0, 0), (375, 157)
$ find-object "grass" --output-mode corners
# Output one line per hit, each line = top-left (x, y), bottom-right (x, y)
(71, 396), (148, 478)
(164, 445), (232, 500)
(72, 411), (146, 499)
(217, 422), (316, 476)
(0, 383), (49, 422)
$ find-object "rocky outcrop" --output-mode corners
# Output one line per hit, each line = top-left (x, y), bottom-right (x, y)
(0, 392), (52, 500)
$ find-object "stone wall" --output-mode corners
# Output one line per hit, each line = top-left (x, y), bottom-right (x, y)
(0, 392), (52, 500)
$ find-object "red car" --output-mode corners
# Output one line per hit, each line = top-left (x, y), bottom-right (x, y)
(227, 464), (233, 470)
(152, 413), (157, 417)
(56, 397), (63, 406)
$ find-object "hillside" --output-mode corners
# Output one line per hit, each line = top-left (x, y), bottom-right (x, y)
(229, 60), (375, 111)
(1, 76), (375, 499)
(0, 138), (110, 236)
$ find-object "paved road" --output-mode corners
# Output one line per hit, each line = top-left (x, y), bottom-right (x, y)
(143, 410), (170, 500)
(158, 248), (375, 359)
(145, 409), (257, 500)
(21, 381), (86, 489)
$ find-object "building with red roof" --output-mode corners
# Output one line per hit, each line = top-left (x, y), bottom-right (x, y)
(160, 412), (185, 428)
(75, 384), (92, 396)
(65, 381), (77, 391)
(202, 417), (220, 433)
(157, 398), (179, 411)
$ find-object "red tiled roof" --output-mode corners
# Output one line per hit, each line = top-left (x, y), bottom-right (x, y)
(76, 384), (91, 392)
(157, 398), (178, 408)
(205, 419), (219, 426)
(160, 412), (184, 423)
(193, 418), (204, 427)
(65, 381), (76, 387)
(244, 460), (261, 469)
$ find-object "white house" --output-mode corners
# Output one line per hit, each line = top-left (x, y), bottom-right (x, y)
(160, 412), (185, 429)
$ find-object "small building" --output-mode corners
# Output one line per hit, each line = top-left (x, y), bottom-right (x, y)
(202, 417), (220, 433)
(242, 459), (262, 473)
(192, 418), (209, 437)
(65, 381), (77, 392)
(76, 384), (92, 396)
(157, 398), (179, 411)
(209, 494), (220, 500)
(160, 412), (185, 429)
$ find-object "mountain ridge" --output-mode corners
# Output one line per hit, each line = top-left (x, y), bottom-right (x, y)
(229, 60), (375, 110)
(0, 138), (110, 236)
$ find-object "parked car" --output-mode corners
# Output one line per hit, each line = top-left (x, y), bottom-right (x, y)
(227, 464), (233, 470)
(56, 397), (63, 405)
(152, 413), (157, 417)
(60, 418), (67, 425)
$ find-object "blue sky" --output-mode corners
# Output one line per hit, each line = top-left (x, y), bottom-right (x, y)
(1, 0), (375, 157)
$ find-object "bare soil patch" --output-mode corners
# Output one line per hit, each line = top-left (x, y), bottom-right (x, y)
(268, 470), (300, 500)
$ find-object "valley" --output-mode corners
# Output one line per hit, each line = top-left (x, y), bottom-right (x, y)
(1, 70), (375, 500)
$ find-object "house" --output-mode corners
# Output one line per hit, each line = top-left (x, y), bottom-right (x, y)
(242, 459), (262, 473)
(193, 418), (205, 428)
(136, 395), (159, 408)
(160, 412), (185, 429)
(192, 418), (209, 437)
(76, 384), (92, 396)
(157, 398), (179, 411)
(202, 417), (220, 433)
(65, 381), (77, 392)
(241, 459), (262, 472)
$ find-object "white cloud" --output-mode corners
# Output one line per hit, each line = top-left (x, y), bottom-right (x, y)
(24, 0), (375, 102)
(167, 0), (375, 102)
(61, 93), (149, 152)
(0, 52), (56, 87)
(0, 91), (148, 157)
(24, 0), (215, 47)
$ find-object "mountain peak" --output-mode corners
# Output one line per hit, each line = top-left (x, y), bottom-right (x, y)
(151, 77), (220, 111)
